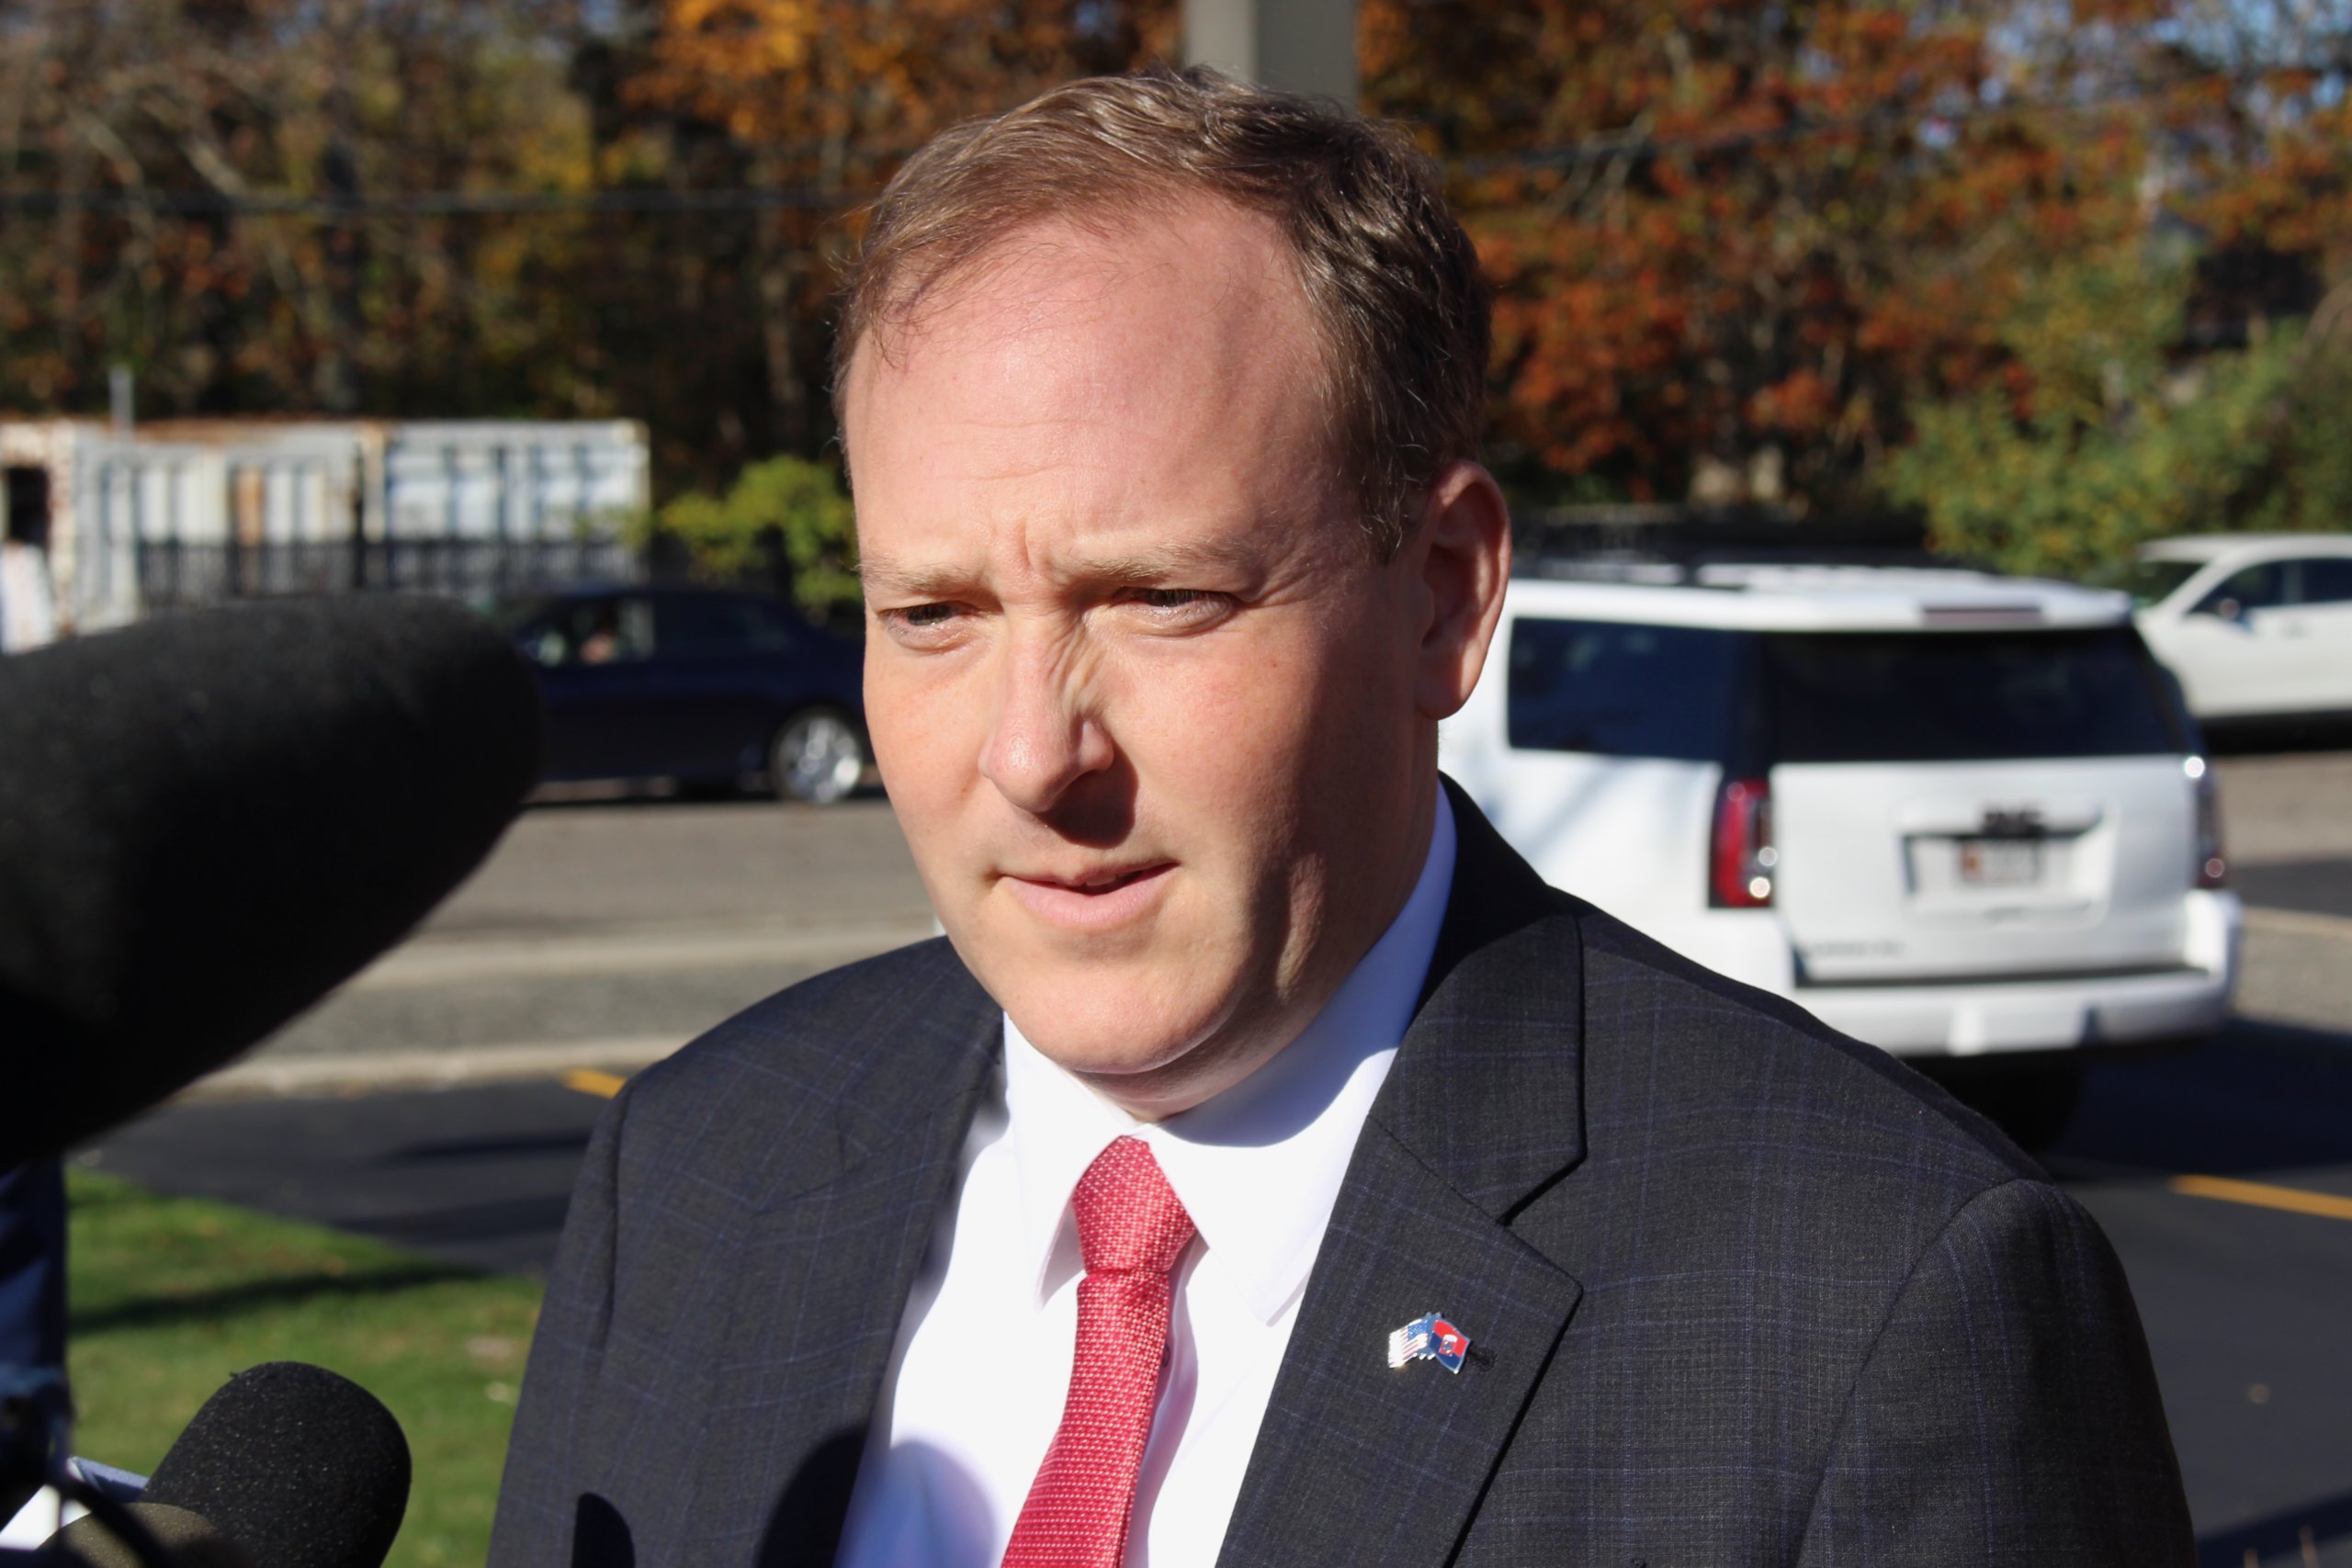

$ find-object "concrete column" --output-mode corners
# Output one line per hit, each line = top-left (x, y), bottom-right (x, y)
(1182, 0), (1358, 106)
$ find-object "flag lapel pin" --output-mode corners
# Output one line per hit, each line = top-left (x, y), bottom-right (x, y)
(1386, 1311), (1470, 1373)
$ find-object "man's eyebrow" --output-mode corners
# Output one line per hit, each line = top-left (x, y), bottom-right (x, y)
(858, 537), (1261, 599)
(856, 555), (970, 599)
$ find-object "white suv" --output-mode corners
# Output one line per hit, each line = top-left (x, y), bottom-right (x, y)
(1442, 563), (2242, 1072)
(2125, 533), (2352, 725)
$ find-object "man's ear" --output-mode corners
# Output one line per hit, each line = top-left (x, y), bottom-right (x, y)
(1408, 459), (1512, 722)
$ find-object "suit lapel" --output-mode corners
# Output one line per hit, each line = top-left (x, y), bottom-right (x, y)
(689, 948), (1001, 1568)
(1216, 782), (1591, 1568)
(1215, 1125), (1583, 1568)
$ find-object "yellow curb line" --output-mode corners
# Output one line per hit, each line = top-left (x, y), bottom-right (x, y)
(2168, 1173), (2352, 1223)
(563, 1068), (629, 1100)
(179, 1037), (679, 1100)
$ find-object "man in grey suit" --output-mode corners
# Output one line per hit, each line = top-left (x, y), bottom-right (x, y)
(492, 67), (2194, 1568)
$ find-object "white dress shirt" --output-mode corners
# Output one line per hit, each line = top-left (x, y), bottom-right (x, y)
(834, 793), (1457, 1568)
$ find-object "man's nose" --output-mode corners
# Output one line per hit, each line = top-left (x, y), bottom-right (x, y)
(978, 634), (1114, 815)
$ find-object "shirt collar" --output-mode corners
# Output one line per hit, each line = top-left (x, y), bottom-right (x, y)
(1002, 791), (1457, 1325)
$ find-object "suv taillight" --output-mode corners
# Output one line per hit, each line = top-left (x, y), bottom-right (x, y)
(2189, 756), (2226, 888)
(1711, 775), (1777, 908)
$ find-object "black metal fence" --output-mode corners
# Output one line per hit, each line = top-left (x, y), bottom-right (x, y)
(133, 536), (644, 611)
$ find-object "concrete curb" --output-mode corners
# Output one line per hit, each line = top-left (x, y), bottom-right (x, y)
(178, 1035), (682, 1101)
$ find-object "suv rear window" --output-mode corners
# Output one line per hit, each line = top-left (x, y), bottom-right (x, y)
(1507, 619), (1740, 761)
(1761, 628), (2180, 762)
(1506, 618), (2181, 764)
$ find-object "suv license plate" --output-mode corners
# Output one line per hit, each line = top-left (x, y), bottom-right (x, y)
(1958, 839), (2043, 887)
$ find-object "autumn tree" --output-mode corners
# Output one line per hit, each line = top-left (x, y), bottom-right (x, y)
(1360, 0), (2193, 514)
(1362, 0), (2352, 536)
(586, 0), (1174, 488)
(0, 0), (608, 423)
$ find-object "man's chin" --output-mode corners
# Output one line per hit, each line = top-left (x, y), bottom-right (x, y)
(1001, 995), (1218, 1080)
(987, 960), (1237, 1085)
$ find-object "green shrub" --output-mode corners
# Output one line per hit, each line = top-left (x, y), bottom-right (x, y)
(1883, 249), (2346, 580)
(642, 455), (859, 616)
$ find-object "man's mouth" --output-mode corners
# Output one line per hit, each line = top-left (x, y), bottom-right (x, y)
(1016, 863), (1172, 896)
(996, 860), (1178, 931)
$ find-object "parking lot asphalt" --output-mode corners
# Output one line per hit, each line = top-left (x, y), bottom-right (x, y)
(2047, 1022), (2352, 1566)
(76, 749), (2352, 1566)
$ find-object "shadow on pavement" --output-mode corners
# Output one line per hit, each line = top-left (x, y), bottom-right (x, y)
(2205, 716), (2352, 756)
(71, 1263), (480, 1335)
(2232, 858), (2352, 920)
(81, 1080), (607, 1277)
(384, 1130), (594, 1164)
(343, 1195), (574, 1252)
(2198, 1486), (2352, 1566)
(2052, 1021), (2352, 1180)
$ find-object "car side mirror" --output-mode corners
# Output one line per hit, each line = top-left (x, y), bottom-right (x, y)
(2196, 597), (2245, 623)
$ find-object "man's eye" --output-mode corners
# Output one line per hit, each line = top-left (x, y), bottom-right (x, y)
(1120, 589), (1230, 626)
(880, 603), (970, 643)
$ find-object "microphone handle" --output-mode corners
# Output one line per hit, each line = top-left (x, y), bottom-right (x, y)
(6, 1467), (180, 1568)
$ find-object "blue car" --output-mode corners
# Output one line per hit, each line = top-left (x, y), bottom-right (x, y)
(498, 584), (869, 804)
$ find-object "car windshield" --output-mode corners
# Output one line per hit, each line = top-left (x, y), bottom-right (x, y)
(1760, 627), (2183, 763)
(2115, 558), (2205, 607)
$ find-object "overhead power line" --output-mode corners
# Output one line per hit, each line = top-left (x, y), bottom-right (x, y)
(0, 185), (876, 216)
(0, 58), (2336, 219)
(1457, 61), (2352, 175)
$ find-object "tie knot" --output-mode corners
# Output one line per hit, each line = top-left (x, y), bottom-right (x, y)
(1070, 1136), (1195, 1277)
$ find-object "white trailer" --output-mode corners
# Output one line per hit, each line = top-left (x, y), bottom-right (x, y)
(0, 416), (650, 633)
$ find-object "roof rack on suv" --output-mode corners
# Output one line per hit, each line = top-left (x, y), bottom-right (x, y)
(1521, 548), (1966, 586)
(1510, 504), (1965, 582)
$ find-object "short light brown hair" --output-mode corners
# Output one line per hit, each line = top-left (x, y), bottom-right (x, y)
(833, 65), (1489, 560)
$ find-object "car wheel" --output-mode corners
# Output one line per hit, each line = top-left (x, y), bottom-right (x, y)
(770, 707), (866, 806)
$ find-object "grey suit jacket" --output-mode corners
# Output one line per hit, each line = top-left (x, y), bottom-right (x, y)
(491, 784), (2194, 1567)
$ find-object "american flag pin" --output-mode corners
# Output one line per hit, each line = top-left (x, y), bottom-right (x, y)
(1386, 1311), (1470, 1373)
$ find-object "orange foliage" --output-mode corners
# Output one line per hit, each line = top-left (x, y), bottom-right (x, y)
(1366, 0), (2352, 509)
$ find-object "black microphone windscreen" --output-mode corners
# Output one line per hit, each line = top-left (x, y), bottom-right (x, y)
(141, 1363), (410, 1568)
(42, 1501), (258, 1568)
(0, 596), (542, 1162)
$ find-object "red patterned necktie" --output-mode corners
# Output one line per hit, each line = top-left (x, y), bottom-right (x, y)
(1001, 1135), (1197, 1568)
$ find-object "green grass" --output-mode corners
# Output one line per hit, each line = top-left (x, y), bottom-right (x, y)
(64, 1169), (545, 1568)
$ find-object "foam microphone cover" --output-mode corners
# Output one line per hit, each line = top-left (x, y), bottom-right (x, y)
(142, 1363), (411, 1568)
(0, 596), (542, 1162)
(42, 1502), (258, 1568)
